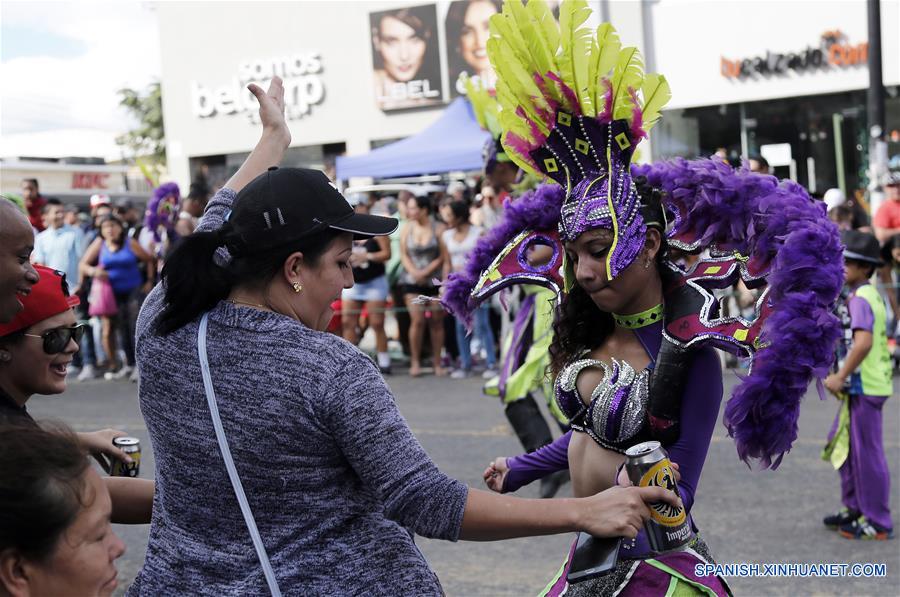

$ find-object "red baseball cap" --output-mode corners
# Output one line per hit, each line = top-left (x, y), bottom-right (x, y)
(0, 265), (80, 337)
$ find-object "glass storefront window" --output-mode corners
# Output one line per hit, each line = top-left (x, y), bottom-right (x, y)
(653, 90), (872, 196)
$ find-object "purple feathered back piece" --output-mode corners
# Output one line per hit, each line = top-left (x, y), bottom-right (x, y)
(442, 184), (565, 326)
(635, 158), (844, 468)
(145, 182), (181, 243)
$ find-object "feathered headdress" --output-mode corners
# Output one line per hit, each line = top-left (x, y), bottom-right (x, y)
(145, 182), (181, 243)
(488, 0), (670, 280)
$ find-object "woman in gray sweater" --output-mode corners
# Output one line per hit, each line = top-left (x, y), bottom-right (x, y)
(128, 78), (677, 596)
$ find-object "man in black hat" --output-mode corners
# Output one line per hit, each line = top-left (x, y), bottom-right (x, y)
(822, 229), (894, 540)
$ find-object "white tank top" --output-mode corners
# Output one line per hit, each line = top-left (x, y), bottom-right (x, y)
(442, 225), (482, 272)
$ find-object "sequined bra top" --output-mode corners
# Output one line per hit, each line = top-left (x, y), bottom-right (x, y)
(554, 355), (654, 453)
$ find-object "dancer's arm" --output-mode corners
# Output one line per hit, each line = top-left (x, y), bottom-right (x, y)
(484, 431), (572, 493)
(660, 346), (722, 513)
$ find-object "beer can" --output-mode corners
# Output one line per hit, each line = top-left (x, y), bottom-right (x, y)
(625, 441), (692, 552)
(109, 437), (141, 478)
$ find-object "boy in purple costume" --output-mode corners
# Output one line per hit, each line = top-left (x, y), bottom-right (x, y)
(823, 230), (894, 540)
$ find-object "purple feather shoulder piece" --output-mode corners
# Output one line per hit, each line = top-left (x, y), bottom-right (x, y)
(635, 158), (843, 468)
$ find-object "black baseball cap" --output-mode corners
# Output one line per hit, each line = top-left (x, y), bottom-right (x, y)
(841, 229), (883, 265)
(229, 167), (398, 250)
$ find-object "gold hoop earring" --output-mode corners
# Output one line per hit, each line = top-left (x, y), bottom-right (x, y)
(292, 282), (303, 293)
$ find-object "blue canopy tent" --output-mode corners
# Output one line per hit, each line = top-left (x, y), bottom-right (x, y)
(336, 97), (491, 180)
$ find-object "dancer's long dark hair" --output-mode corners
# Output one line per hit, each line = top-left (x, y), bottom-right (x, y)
(549, 177), (667, 377)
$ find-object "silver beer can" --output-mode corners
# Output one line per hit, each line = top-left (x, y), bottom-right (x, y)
(110, 437), (141, 478)
(625, 440), (692, 552)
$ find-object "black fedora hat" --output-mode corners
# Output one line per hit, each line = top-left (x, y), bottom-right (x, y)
(841, 229), (883, 266)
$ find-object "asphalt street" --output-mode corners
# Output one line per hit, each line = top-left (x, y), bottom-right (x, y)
(29, 364), (899, 596)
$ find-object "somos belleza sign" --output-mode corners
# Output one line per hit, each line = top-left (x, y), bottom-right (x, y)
(191, 53), (325, 122)
(721, 30), (867, 79)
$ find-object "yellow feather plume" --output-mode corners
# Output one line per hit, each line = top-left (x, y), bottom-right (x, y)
(610, 46), (645, 121)
(557, 0), (593, 114)
(639, 73), (671, 133)
(589, 23), (621, 116)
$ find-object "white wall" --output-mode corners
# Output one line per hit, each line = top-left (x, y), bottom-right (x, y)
(648, 0), (899, 110)
(157, 1), (451, 186)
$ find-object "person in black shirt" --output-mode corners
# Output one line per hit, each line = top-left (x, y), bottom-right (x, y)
(341, 194), (393, 373)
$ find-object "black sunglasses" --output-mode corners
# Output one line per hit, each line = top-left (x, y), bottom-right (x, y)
(23, 324), (86, 355)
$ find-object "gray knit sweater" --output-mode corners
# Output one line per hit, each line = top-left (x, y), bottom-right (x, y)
(128, 188), (468, 596)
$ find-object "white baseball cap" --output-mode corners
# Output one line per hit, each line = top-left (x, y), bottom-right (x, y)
(823, 188), (846, 211)
(89, 193), (111, 208)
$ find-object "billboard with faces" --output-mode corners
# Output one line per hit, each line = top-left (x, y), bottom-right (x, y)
(369, 4), (444, 111)
(442, 1), (564, 99)
(369, 1), (567, 111)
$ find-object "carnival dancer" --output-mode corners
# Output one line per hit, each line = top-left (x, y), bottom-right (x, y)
(461, 76), (570, 498)
(442, 2), (843, 594)
(822, 230), (894, 540)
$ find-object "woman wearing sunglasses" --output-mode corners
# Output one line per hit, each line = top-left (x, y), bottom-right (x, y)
(0, 265), (154, 522)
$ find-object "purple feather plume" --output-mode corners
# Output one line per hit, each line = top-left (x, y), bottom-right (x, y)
(628, 87), (645, 140)
(598, 79), (614, 123)
(635, 158), (843, 469)
(441, 184), (566, 327)
(145, 182), (181, 243)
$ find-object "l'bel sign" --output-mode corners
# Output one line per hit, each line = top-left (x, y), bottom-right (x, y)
(191, 53), (325, 122)
(721, 30), (867, 79)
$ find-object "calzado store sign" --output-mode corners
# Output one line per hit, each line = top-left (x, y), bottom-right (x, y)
(721, 30), (867, 79)
(191, 53), (325, 122)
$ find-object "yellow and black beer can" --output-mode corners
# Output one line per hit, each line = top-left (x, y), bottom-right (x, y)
(625, 440), (692, 552)
(110, 437), (141, 478)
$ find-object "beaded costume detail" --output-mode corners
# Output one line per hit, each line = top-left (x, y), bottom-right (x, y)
(555, 356), (651, 453)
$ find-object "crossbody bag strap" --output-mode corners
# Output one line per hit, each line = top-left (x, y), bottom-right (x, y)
(198, 313), (282, 597)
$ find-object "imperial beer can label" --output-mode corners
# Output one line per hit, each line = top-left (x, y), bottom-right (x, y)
(625, 440), (692, 552)
(639, 459), (686, 526)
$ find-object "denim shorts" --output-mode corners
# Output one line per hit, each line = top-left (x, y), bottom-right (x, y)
(343, 275), (389, 302)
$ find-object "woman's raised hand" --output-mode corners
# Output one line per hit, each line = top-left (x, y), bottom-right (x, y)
(247, 76), (290, 147)
(578, 485), (682, 539)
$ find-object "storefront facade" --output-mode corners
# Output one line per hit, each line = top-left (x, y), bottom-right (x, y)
(156, 1), (899, 195)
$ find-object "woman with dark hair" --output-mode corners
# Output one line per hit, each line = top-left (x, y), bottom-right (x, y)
(370, 5), (442, 110)
(0, 424), (126, 597)
(444, 0), (502, 96)
(399, 194), (447, 376)
(80, 216), (155, 380)
(130, 77), (678, 596)
(440, 198), (496, 378)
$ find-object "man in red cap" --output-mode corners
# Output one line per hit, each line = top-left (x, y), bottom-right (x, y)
(0, 198), (40, 323)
